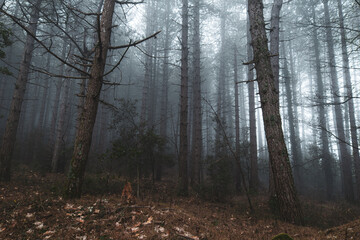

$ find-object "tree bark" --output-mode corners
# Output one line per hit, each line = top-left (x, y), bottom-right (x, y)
(247, 16), (259, 192)
(282, 40), (302, 190)
(311, 3), (333, 199)
(178, 0), (189, 195)
(336, 0), (360, 201)
(64, 0), (116, 198)
(0, 0), (41, 181)
(191, 0), (202, 187)
(323, 0), (354, 202)
(247, 0), (303, 224)
(270, 0), (282, 92)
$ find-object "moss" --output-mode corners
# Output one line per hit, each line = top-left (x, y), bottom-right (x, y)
(272, 233), (293, 240)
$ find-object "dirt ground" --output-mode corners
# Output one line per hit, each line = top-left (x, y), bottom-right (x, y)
(0, 172), (360, 240)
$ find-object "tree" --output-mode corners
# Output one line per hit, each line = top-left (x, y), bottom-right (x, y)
(0, 0), (42, 181)
(322, 0), (354, 202)
(247, 0), (303, 224)
(178, 0), (189, 195)
(247, 11), (259, 192)
(190, 0), (202, 187)
(64, 0), (119, 198)
(336, 0), (360, 201)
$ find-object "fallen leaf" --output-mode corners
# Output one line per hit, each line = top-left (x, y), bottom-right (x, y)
(26, 213), (34, 218)
(131, 227), (139, 233)
(34, 221), (44, 229)
(143, 216), (153, 225)
(43, 230), (56, 235)
(155, 225), (165, 233)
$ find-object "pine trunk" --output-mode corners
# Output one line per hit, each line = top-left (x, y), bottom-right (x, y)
(247, 0), (303, 224)
(64, 0), (115, 198)
(0, 0), (41, 181)
(323, 0), (354, 201)
(178, 0), (189, 195)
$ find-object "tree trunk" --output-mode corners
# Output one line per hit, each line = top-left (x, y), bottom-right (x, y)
(191, 0), (202, 187)
(0, 0), (41, 181)
(178, 0), (189, 195)
(140, 0), (154, 126)
(323, 0), (354, 202)
(311, 3), (333, 199)
(247, 0), (303, 224)
(270, 0), (282, 92)
(234, 46), (241, 192)
(337, 0), (360, 201)
(282, 39), (302, 190)
(247, 17), (259, 192)
(64, 0), (116, 198)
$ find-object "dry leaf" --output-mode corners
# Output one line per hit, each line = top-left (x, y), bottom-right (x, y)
(143, 216), (153, 225)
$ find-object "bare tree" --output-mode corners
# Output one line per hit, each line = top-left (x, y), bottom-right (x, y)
(0, 0), (42, 181)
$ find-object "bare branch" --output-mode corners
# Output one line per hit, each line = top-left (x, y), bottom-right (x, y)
(109, 30), (161, 50)
(0, 8), (90, 76)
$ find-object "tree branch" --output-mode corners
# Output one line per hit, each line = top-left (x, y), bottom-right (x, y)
(109, 30), (161, 50)
(0, 8), (90, 76)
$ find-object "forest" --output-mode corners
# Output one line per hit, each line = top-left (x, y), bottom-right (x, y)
(0, 0), (360, 239)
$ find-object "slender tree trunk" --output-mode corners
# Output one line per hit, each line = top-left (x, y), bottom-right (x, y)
(64, 0), (116, 198)
(140, 0), (154, 126)
(247, 16), (259, 192)
(311, 4), (333, 199)
(191, 0), (202, 187)
(158, 0), (172, 181)
(247, 0), (303, 224)
(282, 40), (302, 190)
(178, 0), (189, 195)
(323, 0), (354, 201)
(0, 0), (41, 181)
(234, 46), (242, 192)
(337, 0), (360, 201)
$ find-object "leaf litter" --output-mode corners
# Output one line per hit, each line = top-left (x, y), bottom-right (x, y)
(0, 173), (360, 239)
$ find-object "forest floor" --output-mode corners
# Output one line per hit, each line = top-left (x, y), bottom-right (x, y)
(1, 171), (360, 240)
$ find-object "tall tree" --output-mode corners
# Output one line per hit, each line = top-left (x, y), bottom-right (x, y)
(336, 0), (360, 201)
(247, 0), (303, 224)
(64, 0), (117, 198)
(323, 0), (354, 201)
(282, 39), (302, 189)
(247, 13), (259, 192)
(310, 1), (333, 199)
(190, 0), (202, 187)
(0, 0), (42, 181)
(178, 0), (189, 195)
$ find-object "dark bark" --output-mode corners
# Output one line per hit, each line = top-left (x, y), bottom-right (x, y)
(190, 0), (202, 187)
(0, 0), (41, 181)
(336, 0), (360, 201)
(64, 0), (116, 198)
(247, 0), (303, 224)
(178, 0), (189, 195)
(247, 17), (259, 192)
(270, 0), (282, 92)
(234, 46), (241, 192)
